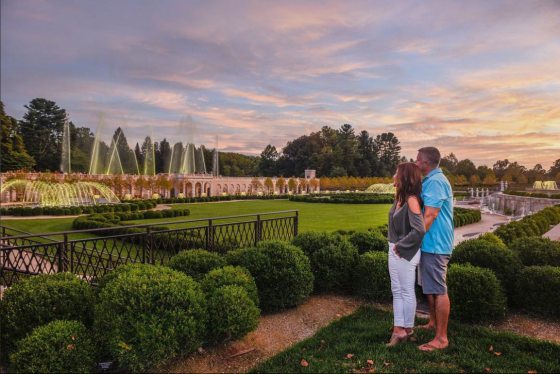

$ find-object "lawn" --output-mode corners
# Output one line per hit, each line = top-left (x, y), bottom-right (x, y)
(254, 306), (560, 373)
(1, 200), (391, 235)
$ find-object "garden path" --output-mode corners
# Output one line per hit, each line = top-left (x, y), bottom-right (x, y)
(453, 212), (509, 246)
(543, 222), (560, 241)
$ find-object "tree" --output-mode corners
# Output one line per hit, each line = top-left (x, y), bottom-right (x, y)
(527, 164), (546, 183)
(336, 124), (358, 176)
(276, 177), (286, 194)
(476, 165), (492, 181)
(374, 132), (401, 177)
(482, 172), (497, 186)
(264, 177), (274, 194)
(288, 177), (297, 193)
(469, 174), (481, 186)
(456, 159), (477, 179)
(0, 101), (35, 171)
(493, 159), (510, 179)
(19, 98), (66, 171)
(140, 136), (156, 176)
(330, 166), (347, 177)
(548, 159), (560, 178)
(455, 175), (468, 186)
(110, 127), (137, 174)
(156, 138), (172, 174)
(258, 144), (278, 176)
(440, 153), (458, 174)
(356, 130), (377, 177)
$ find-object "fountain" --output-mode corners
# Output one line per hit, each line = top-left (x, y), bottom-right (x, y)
(533, 181), (559, 190)
(365, 183), (396, 194)
(0, 179), (120, 207)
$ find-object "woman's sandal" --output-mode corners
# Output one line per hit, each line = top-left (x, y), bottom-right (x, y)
(386, 333), (408, 347)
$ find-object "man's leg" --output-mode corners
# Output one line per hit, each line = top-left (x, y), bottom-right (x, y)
(434, 294), (450, 344)
(417, 294), (436, 329)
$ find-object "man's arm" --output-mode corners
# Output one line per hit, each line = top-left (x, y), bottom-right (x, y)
(424, 206), (440, 231)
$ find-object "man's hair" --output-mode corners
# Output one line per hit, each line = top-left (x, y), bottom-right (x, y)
(418, 147), (441, 167)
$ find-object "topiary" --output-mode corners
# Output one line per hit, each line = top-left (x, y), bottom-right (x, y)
(509, 237), (560, 266)
(452, 238), (522, 299)
(477, 232), (507, 249)
(311, 239), (358, 292)
(226, 241), (313, 312)
(201, 266), (259, 306)
(348, 231), (388, 253)
(9, 320), (95, 373)
(448, 263), (507, 323)
(353, 251), (391, 301)
(94, 264), (207, 371)
(0, 273), (94, 360)
(168, 249), (227, 280)
(514, 266), (560, 317)
(205, 285), (260, 343)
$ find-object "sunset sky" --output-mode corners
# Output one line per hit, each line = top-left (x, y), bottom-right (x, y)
(1, 0), (559, 168)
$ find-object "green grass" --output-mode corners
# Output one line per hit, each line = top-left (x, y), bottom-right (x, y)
(254, 306), (560, 373)
(2, 200), (391, 235)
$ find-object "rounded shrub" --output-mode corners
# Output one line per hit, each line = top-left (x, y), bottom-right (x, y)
(206, 285), (260, 342)
(226, 240), (313, 312)
(94, 264), (207, 371)
(201, 266), (259, 306)
(478, 232), (507, 249)
(509, 237), (560, 266)
(1, 273), (94, 358)
(9, 320), (95, 373)
(452, 238), (522, 298)
(311, 239), (358, 292)
(515, 266), (560, 316)
(292, 232), (344, 257)
(348, 230), (388, 253)
(448, 263), (507, 323)
(353, 251), (391, 301)
(168, 249), (227, 281)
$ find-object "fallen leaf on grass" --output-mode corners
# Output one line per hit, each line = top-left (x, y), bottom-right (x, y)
(383, 361), (392, 367)
(527, 371), (537, 374)
(66, 344), (75, 351)
(300, 359), (309, 367)
(346, 353), (354, 359)
(488, 345), (494, 352)
(367, 359), (374, 366)
(484, 368), (492, 373)
(336, 313), (342, 317)
(493, 352), (502, 357)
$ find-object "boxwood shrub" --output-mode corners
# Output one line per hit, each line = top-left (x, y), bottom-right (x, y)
(448, 264), (507, 323)
(310, 239), (358, 292)
(292, 232), (344, 257)
(168, 249), (227, 281)
(477, 232), (507, 249)
(353, 251), (391, 302)
(201, 266), (259, 306)
(509, 237), (560, 266)
(348, 230), (388, 253)
(9, 320), (95, 373)
(0, 273), (94, 359)
(514, 266), (560, 317)
(495, 206), (560, 244)
(226, 240), (313, 312)
(94, 264), (207, 372)
(205, 285), (260, 343)
(452, 238), (522, 299)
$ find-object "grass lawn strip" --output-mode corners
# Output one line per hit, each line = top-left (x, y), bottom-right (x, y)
(253, 306), (560, 373)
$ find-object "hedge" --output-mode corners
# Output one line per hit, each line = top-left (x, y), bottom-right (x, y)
(452, 238), (522, 299)
(0, 201), (157, 216)
(348, 230), (388, 253)
(288, 193), (394, 204)
(448, 264), (507, 323)
(0, 273), (94, 361)
(509, 237), (560, 266)
(168, 249), (227, 281)
(226, 240), (313, 312)
(122, 194), (289, 206)
(353, 251), (391, 302)
(201, 266), (259, 306)
(94, 264), (207, 372)
(9, 320), (95, 373)
(310, 239), (359, 292)
(515, 266), (560, 317)
(453, 207), (482, 228)
(205, 285), (260, 343)
(504, 190), (560, 199)
(495, 205), (560, 244)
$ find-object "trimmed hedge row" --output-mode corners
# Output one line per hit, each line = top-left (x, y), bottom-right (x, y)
(0, 201), (157, 216)
(505, 190), (560, 199)
(288, 193), (394, 204)
(454, 207), (482, 228)
(123, 194), (289, 206)
(495, 205), (560, 245)
(72, 209), (191, 231)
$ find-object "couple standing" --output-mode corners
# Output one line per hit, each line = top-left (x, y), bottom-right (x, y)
(387, 146), (453, 351)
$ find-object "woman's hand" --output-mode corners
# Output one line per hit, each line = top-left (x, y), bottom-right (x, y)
(393, 244), (401, 257)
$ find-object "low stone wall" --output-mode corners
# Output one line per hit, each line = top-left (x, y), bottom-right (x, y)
(486, 193), (559, 216)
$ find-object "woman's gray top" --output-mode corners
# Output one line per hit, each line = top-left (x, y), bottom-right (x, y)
(388, 199), (426, 261)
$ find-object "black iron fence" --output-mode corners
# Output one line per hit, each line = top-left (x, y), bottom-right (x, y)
(0, 210), (298, 288)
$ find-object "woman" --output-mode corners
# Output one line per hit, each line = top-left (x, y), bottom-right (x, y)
(386, 162), (426, 346)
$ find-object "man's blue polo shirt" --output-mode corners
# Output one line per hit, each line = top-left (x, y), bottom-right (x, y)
(421, 168), (454, 255)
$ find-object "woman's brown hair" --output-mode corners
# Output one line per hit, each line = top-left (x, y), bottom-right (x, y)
(395, 162), (423, 207)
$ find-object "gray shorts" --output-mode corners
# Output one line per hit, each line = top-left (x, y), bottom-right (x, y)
(419, 252), (451, 295)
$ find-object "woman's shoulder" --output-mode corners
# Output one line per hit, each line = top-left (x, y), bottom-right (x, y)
(406, 195), (422, 214)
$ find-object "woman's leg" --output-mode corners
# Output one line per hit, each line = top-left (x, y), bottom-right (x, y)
(388, 246), (405, 332)
(400, 251), (421, 328)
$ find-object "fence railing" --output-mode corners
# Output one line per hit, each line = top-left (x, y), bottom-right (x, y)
(0, 210), (298, 288)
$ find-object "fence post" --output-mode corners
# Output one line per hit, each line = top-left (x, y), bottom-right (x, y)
(294, 211), (299, 238)
(66, 233), (73, 274)
(145, 226), (151, 264)
(206, 219), (214, 251)
(58, 234), (68, 273)
(255, 214), (261, 245)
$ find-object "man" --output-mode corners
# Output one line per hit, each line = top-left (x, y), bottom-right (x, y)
(415, 147), (454, 351)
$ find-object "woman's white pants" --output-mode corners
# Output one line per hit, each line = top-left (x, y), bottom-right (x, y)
(388, 243), (421, 328)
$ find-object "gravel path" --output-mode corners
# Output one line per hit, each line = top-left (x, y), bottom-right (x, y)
(453, 211), (509, 246)
(543, 222), (560, 241)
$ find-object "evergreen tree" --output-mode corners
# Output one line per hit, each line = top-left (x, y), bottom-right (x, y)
(258, 144), (278, 176)
(0, 101), (35, 171)
(374, 132), (401, 176)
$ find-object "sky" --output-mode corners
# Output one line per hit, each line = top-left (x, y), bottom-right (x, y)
(1, 0), (559, 168)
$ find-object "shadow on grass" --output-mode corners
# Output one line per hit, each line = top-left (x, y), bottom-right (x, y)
(253, 306), (560, 373)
